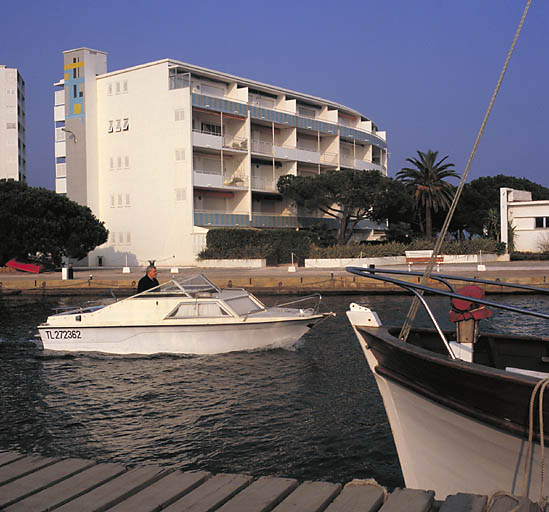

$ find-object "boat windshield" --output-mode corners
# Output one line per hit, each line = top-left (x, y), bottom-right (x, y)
(142, 274), (220, 297)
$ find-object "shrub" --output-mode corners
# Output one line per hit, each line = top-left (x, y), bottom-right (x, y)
(198, 228), (313, 264)
(510, 252), (549, 261)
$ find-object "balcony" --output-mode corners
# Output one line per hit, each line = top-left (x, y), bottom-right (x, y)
(194, 168), (248, 189)
(194, 210), (250, 227)
(251, 139), (273, 156)
(295, 147), (320, 165)
(251, 175), (277, 192)
(355, 160), (383, 172)
(223, 135), (248, 152)
(192, 129), (222, 150)
(320, 151), (338, 166)
(273, 145), (297, 161)
(340, 154), (354, 168)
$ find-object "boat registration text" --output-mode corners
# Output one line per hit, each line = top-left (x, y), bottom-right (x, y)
(43, 330), (82, 340)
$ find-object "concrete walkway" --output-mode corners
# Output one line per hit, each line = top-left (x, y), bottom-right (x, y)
(1, 261), (549, 295)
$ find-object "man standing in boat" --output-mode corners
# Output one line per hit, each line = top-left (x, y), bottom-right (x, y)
(137, 264), (159, 293)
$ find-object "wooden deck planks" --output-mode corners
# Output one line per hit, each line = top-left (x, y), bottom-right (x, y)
(0, 454), (60, 487)
(0, 451), (544, 511)
(438, 493), (487, 512)
(379, 488), (435, 511)
(216, 476), (298, 512)
(4, 462), (127, 512)
(0, 451), (25, 467)
(54, 466), (169, 512)
(324, 480), (385, 512)
(107, 470), (212, 512)
(272, 481), (342, 512)
(162, 473), (254, 512)
(0, 457), (94, 509)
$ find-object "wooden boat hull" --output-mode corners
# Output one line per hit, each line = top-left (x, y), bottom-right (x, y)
(349, 319), (549, 499)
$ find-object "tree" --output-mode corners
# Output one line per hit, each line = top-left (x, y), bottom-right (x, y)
(454, 175), (549, 238)
(277, 169), (412, 245)
(0, 179), (108, 267)
(396, 150), (459, 238)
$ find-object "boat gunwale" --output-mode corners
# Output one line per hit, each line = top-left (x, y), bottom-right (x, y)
(357, 324), (549, 442)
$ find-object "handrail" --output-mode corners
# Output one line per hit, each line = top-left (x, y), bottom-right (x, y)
(275, 293), (322, 313)
(346, 267), (549, 321)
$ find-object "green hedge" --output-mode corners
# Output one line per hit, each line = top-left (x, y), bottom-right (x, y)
(198, 228), (313, 264)
(199, 229), (507, 263)
(510, 252), (549, 261)
(309, 238), (506, 259)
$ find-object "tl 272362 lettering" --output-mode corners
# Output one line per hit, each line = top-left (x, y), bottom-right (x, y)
(44, 330), (82, 340)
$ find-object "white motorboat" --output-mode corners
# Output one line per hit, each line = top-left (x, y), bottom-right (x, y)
(38, 274), (331, 355)
(346, 267), (549, 501)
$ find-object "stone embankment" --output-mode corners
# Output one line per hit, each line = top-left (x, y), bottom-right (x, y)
(1, 261), (549, 296)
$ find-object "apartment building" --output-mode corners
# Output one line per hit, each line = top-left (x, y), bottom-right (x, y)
(0, 65), (26, 181)
(54, 48), (388, 267)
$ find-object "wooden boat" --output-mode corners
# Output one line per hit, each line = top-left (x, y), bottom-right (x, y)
(346, 266), (549, 500)
(38, 274), (332, 355)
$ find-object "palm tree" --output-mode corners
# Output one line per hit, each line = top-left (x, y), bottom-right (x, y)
(396, 150), (459, 238)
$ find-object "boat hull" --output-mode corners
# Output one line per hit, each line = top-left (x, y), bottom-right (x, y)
(350, 323), (549, 500)
(38, 317), (319, 355)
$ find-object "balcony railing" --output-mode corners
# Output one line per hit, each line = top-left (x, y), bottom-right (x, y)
(194, 210), (250, 227)
(251, 175), (277, 192)
(194, 168), (249, 188)
(320, 151), (338, 165)
(251, 139), (273, 155)
(223, 135), (248, 151)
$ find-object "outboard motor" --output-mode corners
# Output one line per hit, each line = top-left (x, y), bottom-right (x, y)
(449, 285), (492, 344)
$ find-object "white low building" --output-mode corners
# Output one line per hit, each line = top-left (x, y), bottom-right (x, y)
(500, 187), (549, 252)
(54, 48), (389, 267)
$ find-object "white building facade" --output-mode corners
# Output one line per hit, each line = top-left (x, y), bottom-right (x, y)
(500, 188), (549, 252)
(54, 48), (389, 267)
(0, 65), (26, 181)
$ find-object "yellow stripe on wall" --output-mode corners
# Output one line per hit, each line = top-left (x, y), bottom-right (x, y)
(64, 61), (84, 70)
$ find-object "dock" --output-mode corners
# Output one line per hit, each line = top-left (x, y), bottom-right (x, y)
(2, 261), (549, 296)
(0, 451), (542, 511)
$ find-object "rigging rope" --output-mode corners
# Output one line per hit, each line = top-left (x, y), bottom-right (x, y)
(399, 0), (532, 341)
(523, 377), (549, 502)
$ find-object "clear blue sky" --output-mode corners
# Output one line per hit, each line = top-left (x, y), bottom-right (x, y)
(1, 0), (547, 190)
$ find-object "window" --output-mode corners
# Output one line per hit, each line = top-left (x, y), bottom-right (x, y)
(110, 157), (114, 170)
(175, 188), (186, 201)
(225, 296), (263, 316)
(55, 128), (65, 142)
(56, 163), (66, 178)
(535, 217), (549, 228)
(124, 156), (130, 168)
(125, 194), (131, 206)
(117, 156), (122, 169)
(110, 195), (115, 207)
(108, 120), (113, 133)
(201, 122), (221, 136)
(115, 82), (120, 94)
(107, 84), (113, 96)
(115, 119), (121, 132)
(122, 80), (128, 93)
(175, 149), (185, 161)
(175, 109), (185, 121)
(118, 194), (123, 207)
(122, 118), (129, 131)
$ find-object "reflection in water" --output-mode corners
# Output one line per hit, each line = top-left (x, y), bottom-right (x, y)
(0, 292), (546, 489)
